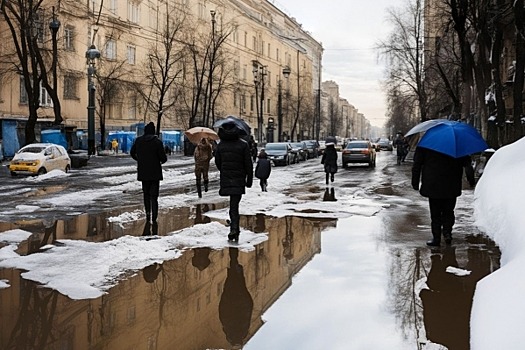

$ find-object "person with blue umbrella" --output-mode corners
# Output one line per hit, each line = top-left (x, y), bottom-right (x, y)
(410, 120), (486, 247)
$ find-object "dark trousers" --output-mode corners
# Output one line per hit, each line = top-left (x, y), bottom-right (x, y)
(229, 194), (242, 232)
(428, 197), (457, 239)
(142, 180), (160, 222)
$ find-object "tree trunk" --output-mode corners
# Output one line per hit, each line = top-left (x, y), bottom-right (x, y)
(513, 0), (525, 142)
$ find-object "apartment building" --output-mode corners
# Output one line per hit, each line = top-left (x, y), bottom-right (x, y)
(0, 0), (323, 146)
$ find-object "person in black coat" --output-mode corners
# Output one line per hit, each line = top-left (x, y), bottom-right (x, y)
(130, 122), (167, 234)
(321, 143), (338, 185)
(214, 123), (253, 242)
(254, 149), (271, 192)
(412, 147), (475, 246)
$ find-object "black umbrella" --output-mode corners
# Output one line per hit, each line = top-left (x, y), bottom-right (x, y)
(213, 115), (251, 136)
(325, 135), (337, 144)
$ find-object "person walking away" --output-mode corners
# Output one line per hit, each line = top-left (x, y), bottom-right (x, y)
(249, 135), (258, 162)
(321, 142), (338, 185)
(194, 137), (213, 198)
(394, 133), (406, 165)
(130, 122), (167, 235)
(254, 149), (271, 192)
(111, 139), (119, 154)
(411, 147), (475, 246)
(215, 123), (253, 242)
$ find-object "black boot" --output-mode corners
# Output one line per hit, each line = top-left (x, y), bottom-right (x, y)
(196, 180), (202, 198)
(326, 174), (329, 185)
(228, 227), (240, 242)
(426, 238), (441, 247)
(203, 180), (208, 192)
(443, 231), (452, 245)
(152, 221), (158, 235)
(331, 174), (335, 182)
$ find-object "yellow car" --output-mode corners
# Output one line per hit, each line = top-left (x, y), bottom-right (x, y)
(9, 143), (71, 176)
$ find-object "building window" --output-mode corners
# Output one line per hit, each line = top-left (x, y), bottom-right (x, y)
(33, 9), (45, 43)
(267, 43), (271, 57)
(232, 27), (238, 43)
(244, 32), (247, 47)
(250, 95), (254, 111)
(198, 2), (205, 19)
(40, 83), (52, 107)
(105, 38), (117, 59)
(91, 0), (98, 14)
(267, 99), (271, 114)
(127, 45), (136, 64)
(233, 91), (238, 107)
(276, 48), (280, 62)
(19, 76), (28, 104)
(19, 77), (52, 107)
(241, 94), (246, 111)
(109, 0), (117, 14)
(128, 1), (140, 24)
(242, 65), (247, 81)
(128, 100), (137, 119)
(252, 36), (256, 51)
(64, 26), (75, 51)
(63, 75), (79, 99)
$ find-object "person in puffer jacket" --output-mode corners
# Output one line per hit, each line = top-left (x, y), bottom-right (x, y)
(130, 122), (167, 235)
(214, 123), (253, 242)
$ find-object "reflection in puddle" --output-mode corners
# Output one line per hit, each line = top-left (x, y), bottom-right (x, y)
(387, 242), (499, 348)
(0, 214), (334, 349)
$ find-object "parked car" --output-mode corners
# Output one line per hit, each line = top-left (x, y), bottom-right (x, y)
(377, 139), (393, 151)
(290, 141), (308, 162)
(9, 143), (71, 176)
(303, 140), (320, 158)
(342, 140), (376, 168)
(265, 142), (295, 166)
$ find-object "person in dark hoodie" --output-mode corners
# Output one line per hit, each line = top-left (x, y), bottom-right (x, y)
(214, 123), (253, 242)
(130, 122), (167, 234)
(254, 149), (271, 192)
(321, 142), (338, 185)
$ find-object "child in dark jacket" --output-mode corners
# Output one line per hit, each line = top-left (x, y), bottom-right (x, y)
(254, 149), (271, 192)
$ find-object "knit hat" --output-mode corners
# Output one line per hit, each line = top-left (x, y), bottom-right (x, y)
(144, 122), (155, 135)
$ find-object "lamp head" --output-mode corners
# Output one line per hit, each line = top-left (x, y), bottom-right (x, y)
(86, 45), (101, 61)
(282, 66), (291, 78)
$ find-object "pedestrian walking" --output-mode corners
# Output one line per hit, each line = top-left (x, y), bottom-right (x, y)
(321, 142), (338, 185)
(111, 139), (119, 154)
(214, 123), (253, 242)
(394, 133), (408, 165)
(411, 147), (475, 246)
(194, 137), (213, 198)
(254, 149), (271, 192)
(130, 122), (167, 235)
(249, 135), (258, 162)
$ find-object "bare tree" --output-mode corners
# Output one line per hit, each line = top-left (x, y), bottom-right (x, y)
(95, 59), (130, 150)
(378, 0), (428, 123)
(1, 0), (62, 144)
(136, 2), (187, 134)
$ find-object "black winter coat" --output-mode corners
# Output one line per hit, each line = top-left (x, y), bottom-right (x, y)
(130, 134), (167, 181)
(411, 147), (475, 198)
(255, 158), (271, 180)
(321, 146), (338, 173)
(215, 131), (253, 196)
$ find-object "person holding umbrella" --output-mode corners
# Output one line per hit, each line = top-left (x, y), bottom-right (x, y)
(214, 120), (253, 242)
(194, 137), (213, 198)
(409, 121), (485, 246)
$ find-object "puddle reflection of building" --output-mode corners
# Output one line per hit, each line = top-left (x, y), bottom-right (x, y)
(0, 215), (334, 349)
(219, 248), (254, 347)
(420, 246), (493, 349)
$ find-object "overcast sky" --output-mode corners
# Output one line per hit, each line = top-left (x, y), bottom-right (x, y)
(272, 0), (405, 128)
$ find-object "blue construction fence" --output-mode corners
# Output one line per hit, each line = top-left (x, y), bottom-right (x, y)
(0, 118), (183, 158)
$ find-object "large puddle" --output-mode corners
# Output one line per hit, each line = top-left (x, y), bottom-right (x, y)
(0, 192), (501, 349)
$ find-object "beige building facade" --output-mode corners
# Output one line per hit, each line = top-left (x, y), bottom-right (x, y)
(0, 0), (323, 146)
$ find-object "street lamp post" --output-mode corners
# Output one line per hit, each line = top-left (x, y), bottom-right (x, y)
(86, 44), (100, 156)
(278, 66), (291, 142)
(252, 60), (266, 144)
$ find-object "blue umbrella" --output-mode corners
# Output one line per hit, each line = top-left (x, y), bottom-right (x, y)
(417, 121), (488, 158)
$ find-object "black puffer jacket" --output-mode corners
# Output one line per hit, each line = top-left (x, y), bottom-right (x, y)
(130, 134), (167, 181)
(321, 145), (338, 173)
(412, 147), (475, 198)
(215, 127), (253, 196)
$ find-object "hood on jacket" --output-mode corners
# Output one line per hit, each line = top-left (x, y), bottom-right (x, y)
(145, 122), (155, 135)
